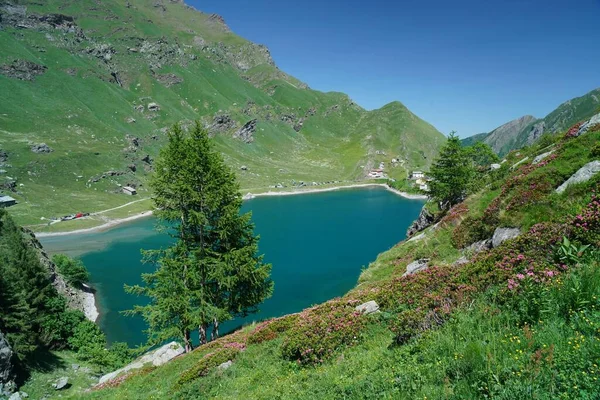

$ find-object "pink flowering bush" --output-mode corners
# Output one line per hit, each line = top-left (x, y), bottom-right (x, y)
(281, 300), (365, 365)
(572, 194), (600, 246)
(564, 122), (582, 138)
(247, 314), (299, 345)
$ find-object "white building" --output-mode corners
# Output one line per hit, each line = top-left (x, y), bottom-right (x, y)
(411, 171), (425, 180)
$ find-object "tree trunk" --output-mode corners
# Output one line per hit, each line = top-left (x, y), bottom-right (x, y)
(183, 329), (192, 353)
(199, 323), (207, 345)
(213, 318), (220, 340)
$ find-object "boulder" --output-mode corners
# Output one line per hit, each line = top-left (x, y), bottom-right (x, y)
(556, 161), (600, 194)
(98, 342), (184, 385)
(406, 208), (434, 237)
(147, 102), (160, 111)
(490, 163), (501, 170)
(492, 227), (521, 248)
(354, 300), (380, 315)
(30, 143), (52, 153)
(532, 150), (554, 165)
(465, 239), (492, 254)
(8, 392), (22, 400)
(403, 259), (429, 276)
(576, 113), (600, 136)
(53, 377), (69, 390)
(511, 157), (529, 169)
(217, 360), (233, 371)
(234, 119), (257, 144)
(0, 150), (7, 163)
(453, 256), (469, 266)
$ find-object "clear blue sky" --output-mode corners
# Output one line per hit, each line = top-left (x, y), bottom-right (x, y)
(187, 0), (600, 137)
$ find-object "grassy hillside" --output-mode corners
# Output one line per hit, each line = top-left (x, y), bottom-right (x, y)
(19, 94), (600, 400)
(0, 0), (444, 229)
(462, 88), (600, 156)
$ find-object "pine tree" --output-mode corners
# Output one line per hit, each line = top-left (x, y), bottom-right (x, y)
(429, 132), (475, 210)
(126, 123), (273, 351)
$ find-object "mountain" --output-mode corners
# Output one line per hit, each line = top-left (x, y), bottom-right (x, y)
(19, 81), (600, 400)
(0, 0), (445, 228)
(462, 88), (600, 155)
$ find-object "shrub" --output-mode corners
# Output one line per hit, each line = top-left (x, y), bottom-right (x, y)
(281, 300), (365, 365)
(591, 141), (600, 157)
(389, 309), (428, 344)
(451, 215), (494, 249)
(39, 297), (85, 349)
(247, 314), (298, 345)
(572, 194), (600, 246)
(178, 346), (241, 385)
(564, 122), (582, 139)
(52, 254), (90, 287)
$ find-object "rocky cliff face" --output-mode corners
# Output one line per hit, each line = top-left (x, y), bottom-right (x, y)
(481, 115), (538, 155)
(406, 207), (435, 237)
(0, 332), (16, 397)
(22, 229), (98, 322)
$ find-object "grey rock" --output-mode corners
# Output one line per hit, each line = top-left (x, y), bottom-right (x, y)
(211, 114), (236, 133)
(0, 150), (7, 163)
(147, 102), (160, 111)
(20, 392), (28, 398)
(8, 392), (21, 400)
(492, 228), (521, 248)
(532, 150), (554, 165)
(453, 256), (469, 266)
(234, 119), (257, 144)
(155, 73), (183, 87)
(556, 160), (600, 194)
(0, 60), (47, 81)
(576, 113), (600, 136)
(53, 377), (69, 390)
(98, 342), (184, 385)
(490, 163), (501, 170)
(526, 121), (546, 145)
(354, 300), (380, 315)
(0, 332), (15, 394)
(30, 143), (52, 154)
(465, 239), (492, 254)
(403, 259), (429, 277)
(71, 364), (80, 371)
(406, 207), (434, 237)
(240, 165), (248, 171)
(511, 157), (529, 169)
(217, 360), (232, 371)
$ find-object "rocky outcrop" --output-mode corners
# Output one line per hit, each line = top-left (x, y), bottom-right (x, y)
(210, 114), (236, 134)
(155, 73), (183, 87)
(0, 332), (16, 398)
(526, 121), (546, 145)
(406, 207), (434, 237)
(234, 119), (257, 143)
(30, 143), (52, 153)
(556, 161), (600, 194)
(0, 60), (47, 81)
(24, 230), (98, 321)
(52, 376), (69, 390)
(480, 115), (538, 154)
(355, 300), (380, 315)
(576, 113), (600, 137)
(98, 342), (184, 385)
(532, 150), (554, 165)
(403, 259), (429, 276)
(492, 227), (521, 248)
(465, 239), (492, 254)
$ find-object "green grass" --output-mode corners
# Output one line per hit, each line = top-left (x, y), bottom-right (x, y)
(0, 0), (444, 228)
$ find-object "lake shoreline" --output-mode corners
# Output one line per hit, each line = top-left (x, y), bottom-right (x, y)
(35, 184), (427, 238)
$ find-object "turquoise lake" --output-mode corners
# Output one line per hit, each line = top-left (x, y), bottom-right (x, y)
(40, 187), (424, 346)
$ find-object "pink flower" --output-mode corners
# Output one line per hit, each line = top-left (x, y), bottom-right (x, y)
(516, 274), (525, 280)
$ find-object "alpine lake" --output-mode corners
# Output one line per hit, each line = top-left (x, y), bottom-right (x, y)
(40, 187), (424, 346)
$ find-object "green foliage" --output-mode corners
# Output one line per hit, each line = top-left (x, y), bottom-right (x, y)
(591, 141), (600, 157)
(429, 132), (475, 209)
(53, 254), (90, 287)
(68, 320), (134, 370)
(126, 123), (273, 351)
(556, 236), (591, 265)
(247, 315), (298, 345)
(39, 297), (85, 350)
(281, 300), (365, 365)
(465, 142), (499, 167)
(178, 346), (242, 385)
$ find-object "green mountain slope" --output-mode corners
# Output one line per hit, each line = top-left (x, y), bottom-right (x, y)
(462, 88), (600, 155)
(0, 0), (444, 228)
(20, 84), (600, 400)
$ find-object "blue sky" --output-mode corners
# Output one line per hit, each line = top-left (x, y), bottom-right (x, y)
(187, 0), (600, 137)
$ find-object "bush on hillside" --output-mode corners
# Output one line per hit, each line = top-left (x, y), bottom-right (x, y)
(53, 254), (90, 287)
(178, 346), (242, 385)
(281, 300), (365, 365)
(572, 194), (600, 246)
(247, 314), (298, 345)
(68, 320), (134, 369)
(39, 296), (85, 349)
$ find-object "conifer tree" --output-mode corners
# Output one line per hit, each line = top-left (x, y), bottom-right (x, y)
(429, 132), (475, 210)
(126, 123), (273, 351)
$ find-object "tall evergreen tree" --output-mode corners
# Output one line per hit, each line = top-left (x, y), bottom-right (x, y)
(429, 132), (475, 210)
(126, 123), (273, 351)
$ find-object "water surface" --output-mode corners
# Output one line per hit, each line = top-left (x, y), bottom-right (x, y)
(41, 187), (424, 346)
